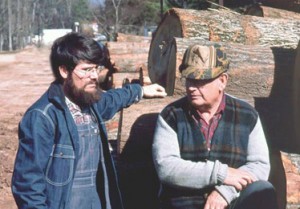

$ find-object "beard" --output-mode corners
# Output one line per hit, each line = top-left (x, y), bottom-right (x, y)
(63, 74), (102, 108)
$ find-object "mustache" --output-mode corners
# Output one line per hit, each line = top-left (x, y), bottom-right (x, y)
(85, 80), (99, 87)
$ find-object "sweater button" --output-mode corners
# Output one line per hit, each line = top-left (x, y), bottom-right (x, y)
(60, 152), (63, 156)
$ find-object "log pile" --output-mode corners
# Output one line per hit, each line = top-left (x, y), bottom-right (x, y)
(261, 6), (300, 20)
(148, 8), (300, 95)
(106, 40), (150, 74)
(105, 33), (152, 88)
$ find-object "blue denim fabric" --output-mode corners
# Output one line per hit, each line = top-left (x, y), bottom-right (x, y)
(67, 117), (102, 209)
(12, 81), (142, 209)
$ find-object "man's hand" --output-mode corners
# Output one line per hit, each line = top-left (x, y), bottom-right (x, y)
(204, 190), (228, 209)
(224, 167), (256, 191)
(142, 84), (167, 98)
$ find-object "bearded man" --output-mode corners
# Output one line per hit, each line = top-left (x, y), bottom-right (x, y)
(12, 32), (166, 209)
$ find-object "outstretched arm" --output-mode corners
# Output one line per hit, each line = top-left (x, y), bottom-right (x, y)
(99, 83), (166, 120)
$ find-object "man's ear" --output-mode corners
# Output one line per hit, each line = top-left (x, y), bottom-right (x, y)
(218, 73), (228, 91)
(59, 66), (68, 79)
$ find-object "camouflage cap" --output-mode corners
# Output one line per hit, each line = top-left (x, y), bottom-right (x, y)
(179, 44), (229, 80)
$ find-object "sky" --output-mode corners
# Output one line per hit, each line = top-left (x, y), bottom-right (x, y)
(89, 0), (105, 7)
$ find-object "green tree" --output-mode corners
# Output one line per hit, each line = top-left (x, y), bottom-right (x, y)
(72, 0), (93, 23)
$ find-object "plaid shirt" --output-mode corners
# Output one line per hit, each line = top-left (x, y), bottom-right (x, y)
(192, 94), (225, 150)
(65, 97), (97, 125)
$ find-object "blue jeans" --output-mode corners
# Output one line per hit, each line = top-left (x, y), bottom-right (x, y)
(229, 180), (278, 209)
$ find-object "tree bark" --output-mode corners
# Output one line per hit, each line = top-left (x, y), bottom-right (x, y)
(106, 41), (150, 72)
(261, 6), (300, 20)
(148, 8), (300, 89)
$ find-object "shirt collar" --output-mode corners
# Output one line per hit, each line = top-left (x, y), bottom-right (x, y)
(65, 97), (82, 116)
(65, 97), (96, 125)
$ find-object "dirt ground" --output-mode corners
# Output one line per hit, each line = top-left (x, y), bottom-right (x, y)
(0, 46), (53, 208)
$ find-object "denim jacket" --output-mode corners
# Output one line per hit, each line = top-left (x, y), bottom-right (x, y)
(12, 81), (143, 209)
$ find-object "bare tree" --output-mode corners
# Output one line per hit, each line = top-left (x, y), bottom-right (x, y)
(111, 0), (122, 34)
(8, 0), (12, 51)
(0, 0), (38, 51)
(0, 0), (7, 51)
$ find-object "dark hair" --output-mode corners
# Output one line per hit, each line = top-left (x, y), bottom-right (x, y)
(50, 32), (105, 83)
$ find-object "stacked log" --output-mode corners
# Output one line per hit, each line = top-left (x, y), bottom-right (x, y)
(105, 33), (152, 88)
(261, 6), (300, 20)
(148, 8), (300, 90)
(280, 151), (300, 206)
(116, 32), (152, 43)
(106, 41), (150, 73)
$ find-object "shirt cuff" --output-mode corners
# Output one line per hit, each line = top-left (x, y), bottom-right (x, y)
(140, 85), (144, 99)
(215, 185), (239, 204)
(216, 161), (228, 184)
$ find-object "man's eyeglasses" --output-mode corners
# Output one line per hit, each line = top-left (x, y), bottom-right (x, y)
(73, 65), (105, 79)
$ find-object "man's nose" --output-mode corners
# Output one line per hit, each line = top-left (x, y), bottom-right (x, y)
(89, 70), (98, 79)
(187, 85), (197, 91)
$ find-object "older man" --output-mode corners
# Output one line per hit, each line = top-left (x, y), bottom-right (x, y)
(152, 44), (278, 209)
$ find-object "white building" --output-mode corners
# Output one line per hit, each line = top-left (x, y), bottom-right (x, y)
(42, 29), (72, 45)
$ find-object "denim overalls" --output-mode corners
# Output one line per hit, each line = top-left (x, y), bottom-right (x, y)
(67, 103), (111, 209)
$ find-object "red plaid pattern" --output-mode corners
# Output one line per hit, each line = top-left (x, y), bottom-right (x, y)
(192, 94), (225, 150)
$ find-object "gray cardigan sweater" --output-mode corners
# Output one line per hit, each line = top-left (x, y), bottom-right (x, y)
(152, 94), (270, 205)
